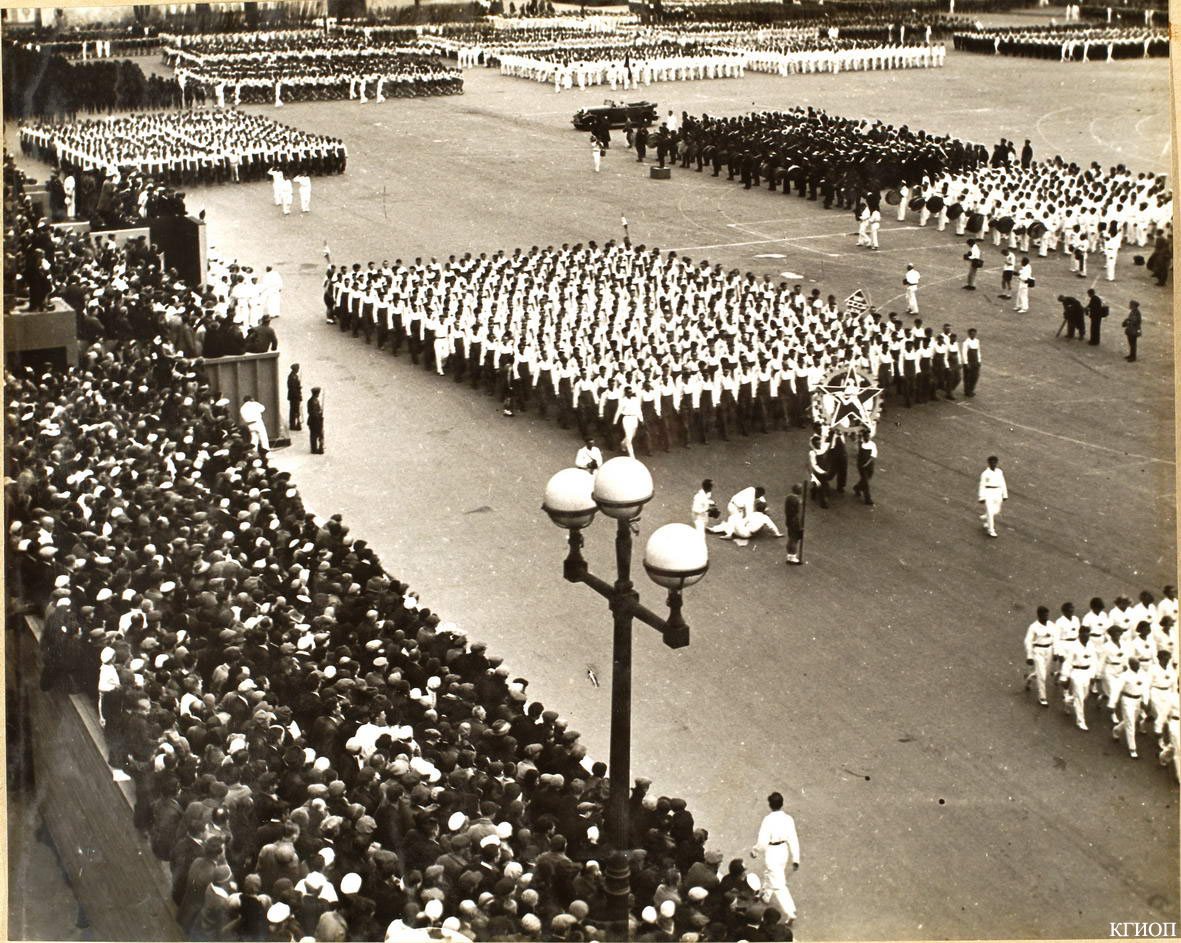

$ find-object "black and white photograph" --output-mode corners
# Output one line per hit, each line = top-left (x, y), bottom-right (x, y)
(2, 0), (1176, 938)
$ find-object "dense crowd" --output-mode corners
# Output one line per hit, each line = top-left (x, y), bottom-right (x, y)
(734, 37), (945, 73)
(669, 107), (1171, 282)
(643, 0), (1028, 24)
(498, 41), (747, 89)
(2, 44), (182, 118)
(6, 224), (796, 943)
(160, 28), (418, 54)
(673, 108), (979, 202)
(4, 153), (275, 356)
(324, 244), (979, 454)
(920, 151), (1172, 273)
(1022, 590), (1178, 777)
(8, 24), (160, 58)
(18, 110), (347, 187)
(951, 25), (1168, 58)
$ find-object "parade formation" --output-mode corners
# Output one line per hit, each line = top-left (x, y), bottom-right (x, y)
(2, 0), (1174, 940)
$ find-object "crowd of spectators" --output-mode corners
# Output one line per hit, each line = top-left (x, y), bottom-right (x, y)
(951, 25), (1168, 58)
(3, 151), (274, 361)
(18, 110), (347, 188)
(2, 44), (182, 118)
(6, 171), (798, 943)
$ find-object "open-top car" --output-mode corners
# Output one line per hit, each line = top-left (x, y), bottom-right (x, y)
(572, 99), (658, 131)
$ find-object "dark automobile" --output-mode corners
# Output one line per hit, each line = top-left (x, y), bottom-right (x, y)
(572, 99), (658, 131)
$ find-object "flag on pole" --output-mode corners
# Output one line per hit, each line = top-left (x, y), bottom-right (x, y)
(843, 288), (871, 317)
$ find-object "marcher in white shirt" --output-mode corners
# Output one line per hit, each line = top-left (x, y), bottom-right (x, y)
(1146, 650), (1176, 736)
(1107, 658), (1147, 757)
(239, 395), (269, 454)
(690, 478), (717, 534)
(903, 263), (920, 314)
(1058, 626), (1096, 729)
(750, 791), (800, 924)
(279, 176), (294, 215)
(1014, 257), (1033, 313)
(260, 266), (283, 320)
(293, 173), (312, 213)
(977, 455), (1007, 537)
(267, 167), (285, 206)
(1024, 606), (1056, 706)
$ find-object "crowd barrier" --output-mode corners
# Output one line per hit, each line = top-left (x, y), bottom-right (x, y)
(4, 299), (79, 369)
(198, 350), (287, 445)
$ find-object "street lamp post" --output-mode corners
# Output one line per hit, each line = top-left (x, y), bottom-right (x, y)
(543, 458), (708, 941)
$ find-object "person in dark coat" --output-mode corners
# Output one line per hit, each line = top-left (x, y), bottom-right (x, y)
(1058, 295), (1086, 340)
(1121, 301), (1142, 362)
(784, 484), (804, 565)
(307, 387), (324, 454)
(1085, 289), (1108, 346)
(286, 364), (302, 431)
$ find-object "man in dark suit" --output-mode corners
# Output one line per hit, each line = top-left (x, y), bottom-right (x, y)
(287, 364), (303, 431)
(1121, 301), (1142, 362)
(634, 124), (649, 162)
(1085, 289), (1107, 346)
(1020, 139), (1033, 168)
(307, 387), (324, 454)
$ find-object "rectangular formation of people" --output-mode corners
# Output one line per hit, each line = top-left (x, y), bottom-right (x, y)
(324, 242), (981, 453)
(18, 109), (347, 187)
(951, 25), (1167, 58)
(161, 29), (462, 105)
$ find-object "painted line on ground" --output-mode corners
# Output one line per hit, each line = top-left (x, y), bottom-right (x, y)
(954, 401), (1175, 465)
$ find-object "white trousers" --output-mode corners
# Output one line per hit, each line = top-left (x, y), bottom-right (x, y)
(1027, 647), (1052, 701)
(762, 844), (796, 920)
(1065, 669), (1092, 725)
(982, 494), (1002, 532)
(247, 421), (270, 453)
(1112, 695), (1140, 753)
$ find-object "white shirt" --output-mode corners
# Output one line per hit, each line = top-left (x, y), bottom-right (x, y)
(575, 445), (603, 471)
(240, 400), (266, 426)
(977, 466), (1007, 501)
(691, 488), (714, 515)
(728, 486), (758, 517)
(755, 809), (800, 865)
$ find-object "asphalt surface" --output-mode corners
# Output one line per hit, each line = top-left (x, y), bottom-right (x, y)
(14, 31), (1178, 940)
